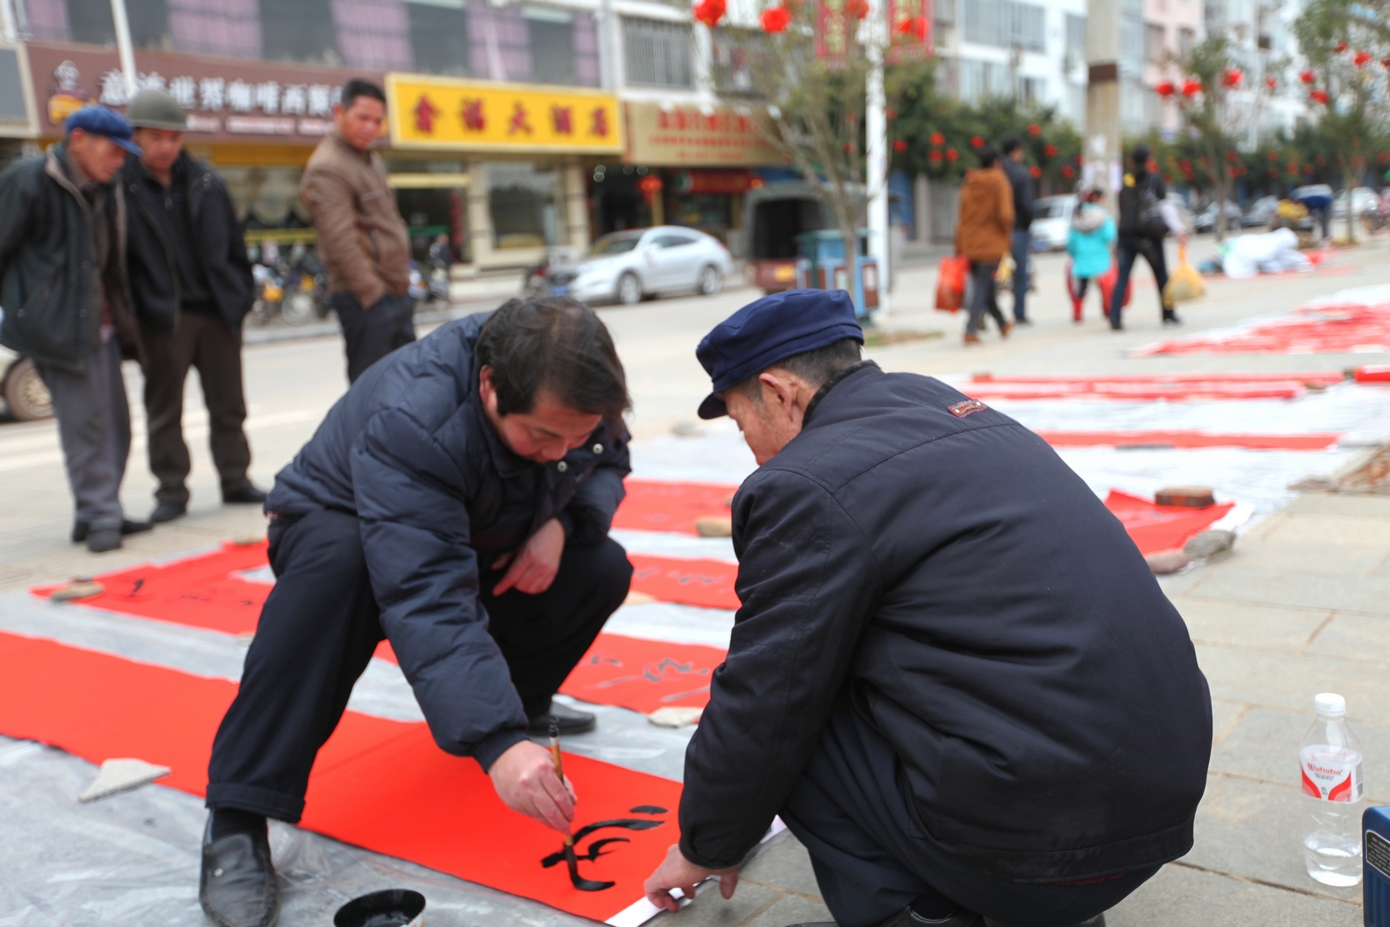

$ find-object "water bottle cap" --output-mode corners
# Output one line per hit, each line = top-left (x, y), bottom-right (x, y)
(1314, 692), (1346, 716)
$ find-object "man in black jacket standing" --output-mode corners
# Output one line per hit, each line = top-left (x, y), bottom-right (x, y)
(1000, 137), (1034, 325)
(644, 289), (1212, 927)
(1110, 145), (1186, 331)
(199, 298), (633, 927)
(122, 88), (265, 523)
(0, 106), (151, 552)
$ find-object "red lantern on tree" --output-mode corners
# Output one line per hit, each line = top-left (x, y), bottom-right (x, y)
(1028, 164), (1042, 178)
(929, 132), (945, 146)
(1222, 68), (1243, 88)
(1355, 50), (1374, 67)
(693, 0), (726, 28)
(1379, 151), (1390, 164)
(929, 150), (943, 163)
(845, 0), (869, 19)
(1300, 69), (1317, 84)
(969, 134), (984, 148)
(1267, 149), (1279, 161)
(1027, 123), (1042, 136)
(885, 108), (897, 120)
(945, 148), (959, 161)
(1061, 165), (1075, 179)
(1287, 161), (1298, 174)
(1310, 89), (1329, 105)
(892, 139), (908, 152)
(1156, 81), (1176, 97)
(1226, 150), (1238, 163)
(1043, 143), (1058, 157)
(1265, 76), (1277, 90)
(1336, 40), (1349, 54)
(761, 4), (791, 32)
(1181, 79), (1202, 97)
(1269, 168), (1279, 179)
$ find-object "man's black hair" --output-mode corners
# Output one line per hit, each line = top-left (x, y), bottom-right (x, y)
(341, 79), (386, 110)
(475, 297), (630, 419)
(1130, 144), (1152, 166)
(976, 145), (1000, 168)
(738, 337), (863, 401)
(1000, 136), (1023, 156)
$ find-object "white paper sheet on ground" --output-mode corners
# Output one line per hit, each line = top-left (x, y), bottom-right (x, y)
(628, 419), (759, 486)
(79, 757), (171, 802)
(609, 529), (737, 563)
(603, 817), (789, 927)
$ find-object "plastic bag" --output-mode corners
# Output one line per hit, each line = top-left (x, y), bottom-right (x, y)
(935, 255), (970, 313)
(1163, 245), (1207, 302)
(1096, 262), (1133, 310)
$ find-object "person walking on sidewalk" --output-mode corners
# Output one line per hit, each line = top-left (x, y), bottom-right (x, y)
(0, 106), (152, 553)
(1110, 145), (1186, 331)
(954, 146), (1015, 346)
(300, 79), (414, 383)
(1000, 136), (1035, 325)
(1066, 188), (1116, 323)
(121, 88), (266, 524)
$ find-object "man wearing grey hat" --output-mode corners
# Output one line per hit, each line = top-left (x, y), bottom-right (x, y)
(0, 105), (151, 552)
(643, 289), (1212, 927)
(121, 88), (264, 524)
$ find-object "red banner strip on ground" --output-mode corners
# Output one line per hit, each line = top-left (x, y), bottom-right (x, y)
(613, 479), (740, 536)
(1036, 431), (1339, 450)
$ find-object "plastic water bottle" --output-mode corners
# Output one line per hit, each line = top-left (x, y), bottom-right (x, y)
(1300, 692), (1364, 886)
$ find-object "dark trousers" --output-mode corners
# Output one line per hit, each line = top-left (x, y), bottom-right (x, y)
(331, 291), (416, 383)
(965, 262), (1006, 335)
(205, 508), (631, 823)
(35, 336), (130, 532)
(141, 312), (252, 505)
(780, 700), (1160, 927)
(1010, 230), (1031, 321)
(1110, 236), (1171, 326)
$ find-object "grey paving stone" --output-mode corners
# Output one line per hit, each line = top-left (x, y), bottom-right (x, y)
(739, 834), (824, 900)
(1194, 643), (1390, 721)
(1283, 492), (1390, 519)
(656, 878), (784, 927)
(1187, 566), (1390, 616)
(1173, 598), (1330, 652)
(1210, 705), (1390, 802)
(1224, 538), (1390, 576)
(1259, 513), (1390, 548)
(1184, 773), (1363, 902)
(1305, 612), (1390, 663)
(740, 893), (835, 927)
(1211, 699), (1248, 746)
(1106, 862), (1360, 927)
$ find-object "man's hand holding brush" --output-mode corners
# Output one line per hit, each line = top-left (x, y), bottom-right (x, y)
(488, 740), (576, 831)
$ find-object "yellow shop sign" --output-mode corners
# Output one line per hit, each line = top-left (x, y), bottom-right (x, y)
(386, 74), (622, 154)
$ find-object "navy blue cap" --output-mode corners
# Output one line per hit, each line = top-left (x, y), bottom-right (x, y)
(696, 289), (863, 419)
(64, 105), (141, 156)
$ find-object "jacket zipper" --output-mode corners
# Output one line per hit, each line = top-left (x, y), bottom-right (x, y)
(131, 180), (182, 332)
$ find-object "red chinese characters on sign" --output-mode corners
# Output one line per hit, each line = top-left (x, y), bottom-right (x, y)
(551, 105), (573, 135)
(887, 0), (931, 62)
(413, 94), (440, 134)
(816, 0), (850, 63)
(461, 98), (485, 131)
(591, 106), (610, 138)
(508, 101), (532, 135)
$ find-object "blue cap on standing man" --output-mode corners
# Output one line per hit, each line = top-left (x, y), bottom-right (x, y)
(65, 105), (142, 156)
(695, 289), (863, 419)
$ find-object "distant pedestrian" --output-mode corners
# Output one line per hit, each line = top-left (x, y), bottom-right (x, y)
(955, 146), (1015, 346)
(1112, 145), (1186, 330)
(300, 79), (413, 383)
(122, 88), (266, 525)
(1000, 136), (1035, 325)
(0, 106), (151, 552)
(1294, 184), (1333, 243)
(1066, 188), (1116, 323)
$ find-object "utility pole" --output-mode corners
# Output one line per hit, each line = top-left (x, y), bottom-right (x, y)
(109, 0), (138, 96)
(1085, 0), (1121, 212)
(865, 0), (890, 314)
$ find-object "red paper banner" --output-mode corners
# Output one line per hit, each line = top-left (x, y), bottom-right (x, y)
(613, 479), (740, 536)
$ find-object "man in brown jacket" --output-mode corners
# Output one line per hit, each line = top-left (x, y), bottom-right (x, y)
(954, 145), (1015, 345)
(300, 79), (414, 382)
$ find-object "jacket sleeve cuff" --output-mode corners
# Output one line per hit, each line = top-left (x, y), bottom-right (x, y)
(678, 833), (749, 872)
(471, 727), (529, 773)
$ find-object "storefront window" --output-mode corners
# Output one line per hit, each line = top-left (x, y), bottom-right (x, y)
(407, 0), (470, 75)
(396, 186), (471, 265)
(488, 162), (567, 249)
(259, 0), (340, 65)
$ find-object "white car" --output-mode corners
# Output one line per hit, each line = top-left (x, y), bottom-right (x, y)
(0, 344), (52, 421)
(1029, 195), (1077, 251)
(548, 227), (734, 305)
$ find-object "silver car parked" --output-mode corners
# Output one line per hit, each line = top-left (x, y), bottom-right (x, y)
(548, 226), (734, 305)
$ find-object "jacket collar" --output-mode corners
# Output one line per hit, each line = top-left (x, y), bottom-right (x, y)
(802, 359), (880, 427)
(469, 374), (538, 479)
(329, 128), (374, 164)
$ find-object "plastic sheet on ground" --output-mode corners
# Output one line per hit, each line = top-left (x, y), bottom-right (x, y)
(1216, 228), (1312, 280)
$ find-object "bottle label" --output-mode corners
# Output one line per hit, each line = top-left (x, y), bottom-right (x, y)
(1300, 746), (1363, 802)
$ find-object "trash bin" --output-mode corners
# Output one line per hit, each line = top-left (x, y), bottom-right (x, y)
(793, 230), (879, 317)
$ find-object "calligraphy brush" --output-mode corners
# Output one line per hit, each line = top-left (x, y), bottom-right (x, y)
(549, 719), (609, 891)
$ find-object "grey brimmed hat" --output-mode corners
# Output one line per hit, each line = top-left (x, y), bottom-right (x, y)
(126, 88), (188, 131)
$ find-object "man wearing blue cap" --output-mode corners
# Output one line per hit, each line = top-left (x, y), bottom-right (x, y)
(644, 290), (1212, 927)
(0, 105), (153, 552)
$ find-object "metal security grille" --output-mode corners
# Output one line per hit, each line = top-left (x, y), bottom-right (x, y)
(623, 16), (694, 88)
(962, 0), (1045, 52)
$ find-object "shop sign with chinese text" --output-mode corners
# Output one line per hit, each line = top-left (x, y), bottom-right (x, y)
(387, 74), (622, 154)
(25, 42), (379, 142)
(625, 102), (786, 167)
(816, 0), (851, 63)
(887, 0), (932, 63)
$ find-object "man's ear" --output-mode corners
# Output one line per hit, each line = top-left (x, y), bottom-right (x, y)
(758, 371), (801, 422)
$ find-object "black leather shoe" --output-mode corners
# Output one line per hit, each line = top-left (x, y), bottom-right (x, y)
(223, 482), (268, 505)
(528, 700), (596, 735)
(72, 519), (154, 544)
(1162, 311), (1183, 326)
(151, 500), (187, 523)
(200, 824), (280, 927)
(86, 528), (122, 553)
